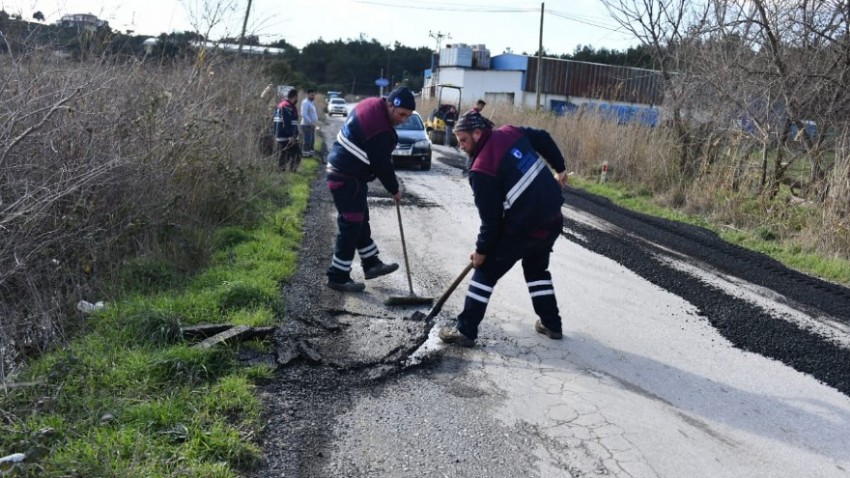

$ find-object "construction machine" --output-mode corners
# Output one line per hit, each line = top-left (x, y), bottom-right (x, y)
(424, 84), (463, 146)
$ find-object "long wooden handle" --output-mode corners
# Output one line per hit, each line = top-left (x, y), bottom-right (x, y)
(426, 262), (474, 320)
(396, 202), (415, 296)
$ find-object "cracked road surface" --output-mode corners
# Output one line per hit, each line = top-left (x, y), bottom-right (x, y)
(249, 118), (850, 478)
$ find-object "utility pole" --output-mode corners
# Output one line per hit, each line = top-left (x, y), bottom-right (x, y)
(238, 0), (253, 54)
(429, 30), (451, 54)
(535, 2), (544, 110)
(385, 44), (392, 88)
(429, 30), (451, 92)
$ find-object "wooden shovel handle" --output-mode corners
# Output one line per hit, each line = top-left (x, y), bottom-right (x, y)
(396, 201), (415, 296)
(426, 262), (474, 320)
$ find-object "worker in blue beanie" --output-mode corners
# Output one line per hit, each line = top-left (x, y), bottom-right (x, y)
(324, 87), (416, 292)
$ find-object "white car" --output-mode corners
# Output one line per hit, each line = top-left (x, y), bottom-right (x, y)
(327, 98), (348, 117)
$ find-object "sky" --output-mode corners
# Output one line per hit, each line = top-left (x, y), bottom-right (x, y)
(1, 0), (638, 56)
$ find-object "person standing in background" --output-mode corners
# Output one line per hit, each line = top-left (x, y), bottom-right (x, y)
(444, 105), (457, 147)
(300, 89), (319, 157)
(274, 88), (301, 171)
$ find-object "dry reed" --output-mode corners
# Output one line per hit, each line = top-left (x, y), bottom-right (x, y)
(1, 51), (280, 370)
(420, 97), (849, 267)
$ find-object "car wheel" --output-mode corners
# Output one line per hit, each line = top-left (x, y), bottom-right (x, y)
(420, 159), (431, 171)
(429, 130), (444, 144)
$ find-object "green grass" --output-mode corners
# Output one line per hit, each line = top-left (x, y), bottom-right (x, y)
(0, 160), (319, 477)
(576, 178), (714, 228)
(572, 176), (850, 285)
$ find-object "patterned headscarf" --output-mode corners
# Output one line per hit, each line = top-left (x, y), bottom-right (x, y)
(454, 110), (494, 133)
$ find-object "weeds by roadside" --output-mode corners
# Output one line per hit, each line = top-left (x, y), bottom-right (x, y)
(572, 176), (850, 285)
(0, 155), (319, 476)
(0, 43), (325, 476)
(0, 51), (280, 369)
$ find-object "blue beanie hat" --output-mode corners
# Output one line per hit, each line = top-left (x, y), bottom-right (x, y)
(387, 87), (416, 111)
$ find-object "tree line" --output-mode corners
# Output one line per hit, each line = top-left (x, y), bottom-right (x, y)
(1, 10), (650, 97)
(561, 44), (656, 69)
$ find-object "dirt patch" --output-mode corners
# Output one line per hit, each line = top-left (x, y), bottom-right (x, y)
(247, 142), (440, 477)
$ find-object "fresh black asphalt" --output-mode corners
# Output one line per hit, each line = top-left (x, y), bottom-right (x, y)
(563, 188), (850, 396)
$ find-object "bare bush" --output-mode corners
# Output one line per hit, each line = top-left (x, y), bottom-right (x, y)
(602, 0), (713, 175)
(0, 51), (276, 370)
(677, 1), (850, 199)
(821, 128), (850, 252)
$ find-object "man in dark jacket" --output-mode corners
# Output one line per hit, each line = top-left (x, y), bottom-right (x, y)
(444, 105), (457, 146)
(274, 88), (300, 171)
(324, 87), (416, 292)
(439, 110), (569, 347)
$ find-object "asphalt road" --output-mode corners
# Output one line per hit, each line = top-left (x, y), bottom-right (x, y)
(248, 116), (850, 478)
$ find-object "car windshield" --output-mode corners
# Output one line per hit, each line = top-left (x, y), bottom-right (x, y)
(331, 99), (345, 105)
(396, 113), (424, 131)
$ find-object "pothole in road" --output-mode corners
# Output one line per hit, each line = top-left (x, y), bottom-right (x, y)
(367, 195), (441, 209)
(317, 314), (430, 366)
(276, 310), (434, 380)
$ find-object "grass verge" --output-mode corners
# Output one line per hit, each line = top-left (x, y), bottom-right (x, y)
(572, 176), (850, 286)
(0, 159), (319, 477)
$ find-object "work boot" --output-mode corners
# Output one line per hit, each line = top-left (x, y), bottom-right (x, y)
(363, 261), (399, 280)
(534, 320), (563, 340)
(327, 279), (365, 293)
(438, 326), (475, 348)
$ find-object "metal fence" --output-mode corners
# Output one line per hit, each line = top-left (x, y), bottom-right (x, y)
(526, 57), (664, 106)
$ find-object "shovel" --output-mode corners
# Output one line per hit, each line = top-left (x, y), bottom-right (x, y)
(384, 202), (434, 306)
(409, 262), (473, 321)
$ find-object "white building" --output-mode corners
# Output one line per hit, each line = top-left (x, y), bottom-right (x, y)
(424, 44), (664, 126)
(56, 13), (108, 31)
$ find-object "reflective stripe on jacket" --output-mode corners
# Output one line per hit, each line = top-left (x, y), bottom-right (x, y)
(469, 125), (566, 254)
(327, 97), (399, 195)
(274, 100), (299, 141)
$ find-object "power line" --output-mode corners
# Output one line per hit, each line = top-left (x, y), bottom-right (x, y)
(353, 1), (621, 32)
(354, 0), (537, 14)
(547, 10), (623, 33)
